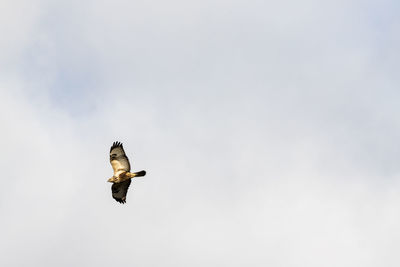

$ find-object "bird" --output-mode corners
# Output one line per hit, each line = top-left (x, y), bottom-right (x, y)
(107, 141), (146, 203)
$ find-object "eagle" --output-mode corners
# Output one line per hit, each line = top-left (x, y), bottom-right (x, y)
(108, 141), (146, 203)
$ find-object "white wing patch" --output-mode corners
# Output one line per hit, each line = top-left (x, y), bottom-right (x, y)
(111, 159), (127, 176)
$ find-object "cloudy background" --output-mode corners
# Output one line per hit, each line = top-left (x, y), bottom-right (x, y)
(1, 0), (399, 266)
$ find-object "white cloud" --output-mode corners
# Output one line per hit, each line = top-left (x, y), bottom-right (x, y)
(1, 0), (400, 266)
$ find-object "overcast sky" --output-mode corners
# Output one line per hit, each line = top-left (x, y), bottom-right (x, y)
(1, 0), (400, 266)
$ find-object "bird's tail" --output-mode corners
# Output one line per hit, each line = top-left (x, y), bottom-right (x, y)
(134, 170), (146, 177)
(127, 170), (146, 178)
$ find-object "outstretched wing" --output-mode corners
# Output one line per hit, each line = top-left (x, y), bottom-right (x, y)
(110, 141), (131, 175)
(111, 180), (131, 204)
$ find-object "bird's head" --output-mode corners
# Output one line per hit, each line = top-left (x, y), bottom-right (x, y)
(107, 176), (117, 183)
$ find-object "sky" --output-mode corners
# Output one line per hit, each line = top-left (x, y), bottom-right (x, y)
(1, 0), (400, 266)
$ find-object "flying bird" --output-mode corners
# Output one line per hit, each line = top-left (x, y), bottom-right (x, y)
(108, 141), (146, 203)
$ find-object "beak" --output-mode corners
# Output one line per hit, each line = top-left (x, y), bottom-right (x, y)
(107, 178), (113, 183)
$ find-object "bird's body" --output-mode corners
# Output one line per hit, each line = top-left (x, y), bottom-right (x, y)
(108, 141), (146, 203)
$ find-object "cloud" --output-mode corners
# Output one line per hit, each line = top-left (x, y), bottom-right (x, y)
(1, 0), (400, 266)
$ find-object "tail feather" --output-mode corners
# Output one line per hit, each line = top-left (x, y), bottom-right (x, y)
(125, 170), (146, 178)
(126, 171), (146, 178)
(133, 170), (146, 177)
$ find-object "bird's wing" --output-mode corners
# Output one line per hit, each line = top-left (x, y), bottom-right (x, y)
(111, 180), (131, 204)
(110, 141), (131, 175)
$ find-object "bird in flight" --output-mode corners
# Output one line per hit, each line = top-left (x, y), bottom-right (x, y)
(108, 141), (146, 203)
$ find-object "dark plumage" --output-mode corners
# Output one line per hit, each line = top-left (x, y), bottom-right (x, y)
(111, 180), (131, 204)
